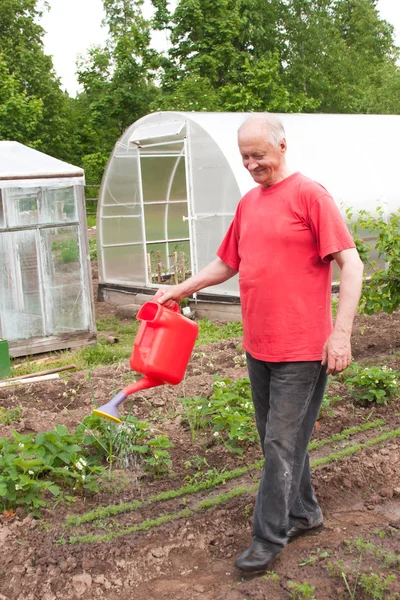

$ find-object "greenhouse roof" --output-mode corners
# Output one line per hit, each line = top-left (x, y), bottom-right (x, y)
(0, 141), (84, 181)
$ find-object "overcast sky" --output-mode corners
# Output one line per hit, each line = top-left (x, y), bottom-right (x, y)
(39, 0), (400, 97)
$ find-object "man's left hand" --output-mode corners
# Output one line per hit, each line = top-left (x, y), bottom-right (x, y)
(322, 331), (352, 375)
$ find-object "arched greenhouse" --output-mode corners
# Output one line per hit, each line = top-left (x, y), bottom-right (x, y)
(97, 111), (400, 311)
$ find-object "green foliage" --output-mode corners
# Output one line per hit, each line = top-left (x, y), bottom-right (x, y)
(196, 318), (243, 345)
(287, 580), (317, 600)
(358, 572), (396, 599)
(0, 426), (104, 512)
(180, 376), (257, 452)
(0, 406), (22, 425)
(77, 413), (174, 477)
(347, 207), (400, 315)
(344, 364), (399, 405)
(88, 237), (97, 261)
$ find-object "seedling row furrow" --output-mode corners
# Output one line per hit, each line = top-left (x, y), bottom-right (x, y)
(66, 418), (385, 528)
(66, 426), (400, 544)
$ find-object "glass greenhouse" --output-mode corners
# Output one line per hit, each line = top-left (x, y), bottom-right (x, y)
(98, 111), (400, 303)
(0, 142), (96, 357)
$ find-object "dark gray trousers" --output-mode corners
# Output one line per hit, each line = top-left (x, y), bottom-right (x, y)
(246, 353), (328, 550)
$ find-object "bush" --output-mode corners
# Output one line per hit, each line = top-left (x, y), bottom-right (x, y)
(344, 364), (399, 404)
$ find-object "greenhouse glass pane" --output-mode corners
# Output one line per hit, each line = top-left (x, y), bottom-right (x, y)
(103, 204), (141, 218)
(0, 191), (4, 228)
(140, 141), (184, 156)
(41, 186), (77, 224)
(0, 230), (44, 340)
(169, 158), (187, 200)
(141, 156), (183, 203)
(144, 204), (166, 241)
(102, 215), (142, 245)
(104, 244), (146, 284)
(41, 227), (88, 333)
(167, 202), (189, 239)
(102, 153), (141, 207)
(5, 187), (41, 227)
(146, 240), (191, 285)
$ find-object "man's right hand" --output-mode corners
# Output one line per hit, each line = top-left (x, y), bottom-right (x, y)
(153, 285), (183, 307)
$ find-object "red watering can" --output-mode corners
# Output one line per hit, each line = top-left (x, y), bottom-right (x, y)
(93, 301), (199, 423)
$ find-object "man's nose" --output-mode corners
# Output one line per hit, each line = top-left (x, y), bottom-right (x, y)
(247, 160), (258, 171)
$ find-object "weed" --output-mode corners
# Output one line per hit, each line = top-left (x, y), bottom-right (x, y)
(0, 406), (22, 425)
(264, 570), (280, 587)
(358, 572), (396, 599)
(196, 318), (243, 346)
(287, 580), (317, 599)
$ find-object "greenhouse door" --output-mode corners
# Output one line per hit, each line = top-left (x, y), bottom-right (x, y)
(139, 141), (192, 287)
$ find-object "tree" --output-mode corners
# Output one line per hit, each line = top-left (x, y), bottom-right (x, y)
(0, 53), (43, 143)
(77, 0), (160, 153)
(155, 0), (315, 113)
(0, 0), (85, 162)
(275, 0), (400, 113)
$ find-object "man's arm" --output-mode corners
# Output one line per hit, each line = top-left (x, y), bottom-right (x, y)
(154, 257), (238, 307)
(322, 247), (364, 375)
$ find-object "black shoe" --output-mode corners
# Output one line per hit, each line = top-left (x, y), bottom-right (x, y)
(235, 541), (282, 573)
(287, 520), (324, 543)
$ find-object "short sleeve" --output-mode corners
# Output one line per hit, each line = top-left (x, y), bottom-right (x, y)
(216, 205), (241, 271)
(309, 194), (355, 262)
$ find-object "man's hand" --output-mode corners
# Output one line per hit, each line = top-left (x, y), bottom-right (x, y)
(153, 285), (183, 308)
(321, 330), (352, 375)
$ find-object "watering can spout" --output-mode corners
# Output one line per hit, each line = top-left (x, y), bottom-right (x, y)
(93, 376), (162, 423)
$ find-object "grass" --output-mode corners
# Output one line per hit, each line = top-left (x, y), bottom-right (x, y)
(11, 316), (243, 377)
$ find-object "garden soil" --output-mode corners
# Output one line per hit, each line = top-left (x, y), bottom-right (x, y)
(1, 272), (400, 599)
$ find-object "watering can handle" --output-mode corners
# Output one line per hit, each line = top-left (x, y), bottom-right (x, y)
(169, 301), (181, 314)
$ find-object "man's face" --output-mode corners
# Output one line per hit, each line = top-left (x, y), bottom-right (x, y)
(238, 124), (287, 187)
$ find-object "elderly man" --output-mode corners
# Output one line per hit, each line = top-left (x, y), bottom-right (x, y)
(154, 114), (364, 572)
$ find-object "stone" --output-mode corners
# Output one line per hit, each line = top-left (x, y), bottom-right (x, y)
(72, 573), (92, 598)
(0, 527), (12, 542)
(151, 547), (165, 558)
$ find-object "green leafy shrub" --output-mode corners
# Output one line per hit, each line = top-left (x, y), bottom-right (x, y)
(0, 426), (104, 512)
(180, 377), (257, 453)
(77, 414), (174, 477)
(344, 364), (399, 404)
(0, 406), (22, 425)
(347, 206), (400, 315)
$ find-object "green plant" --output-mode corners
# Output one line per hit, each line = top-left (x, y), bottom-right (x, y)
(358, 572), (396, 599)
(347, 206), (400, 316)
(196, 319), (243, 345)
(77, 414), (174, 477)
(0, 426), (104, 513)
(88, 237), (97, 261)
(344, 364), (399, 404)
(0, 406), (22, 425)
(287, 580), (317, 600)
(179, 377), (257, 452)
(264, 570), (280, 587)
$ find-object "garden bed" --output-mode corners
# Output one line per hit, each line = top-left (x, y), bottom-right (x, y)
(0, 294), (400, 599)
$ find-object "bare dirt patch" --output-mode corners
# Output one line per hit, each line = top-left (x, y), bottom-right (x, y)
(1, 282), (400, 599)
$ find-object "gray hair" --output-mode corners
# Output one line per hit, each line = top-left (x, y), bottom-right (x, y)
(238, 113), (286, 147)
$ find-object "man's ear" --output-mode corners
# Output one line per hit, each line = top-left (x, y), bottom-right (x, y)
(280, 138), (287, 154)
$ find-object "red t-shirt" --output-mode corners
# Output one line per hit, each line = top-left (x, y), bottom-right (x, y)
(217, 172), (355, 362)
